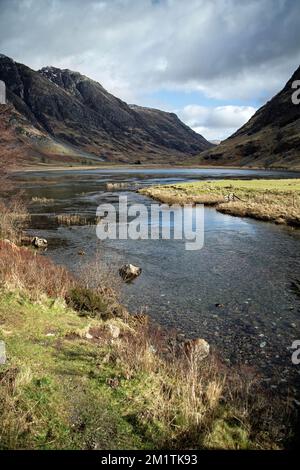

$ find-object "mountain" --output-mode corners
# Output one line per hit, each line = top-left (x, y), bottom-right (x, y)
(198, 66), (300, 169)
(0, 55), (212, 164)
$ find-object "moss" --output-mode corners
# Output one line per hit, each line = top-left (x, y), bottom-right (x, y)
(204, 416), (251, 450)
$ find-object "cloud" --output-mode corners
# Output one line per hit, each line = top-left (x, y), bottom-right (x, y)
(0, 0), (299, 139)
(178, 105), (257, 140)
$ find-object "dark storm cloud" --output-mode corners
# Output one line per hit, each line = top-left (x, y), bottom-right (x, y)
(0, 0), (299, 100)
(0, 0), (299, 137)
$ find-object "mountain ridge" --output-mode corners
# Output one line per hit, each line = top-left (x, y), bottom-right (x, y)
(0, 55), (212, 164)
(198, 65), (300, 169)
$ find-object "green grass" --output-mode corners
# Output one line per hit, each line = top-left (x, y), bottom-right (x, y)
(0, 289), (294, 450)
(2, 276), (299, 450)
(0, 291), (147, 449)
(141, 179), (300, 199)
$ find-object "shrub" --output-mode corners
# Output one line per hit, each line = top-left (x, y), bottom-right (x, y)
(66, 286), (110, 320)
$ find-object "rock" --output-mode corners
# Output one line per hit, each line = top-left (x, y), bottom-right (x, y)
(149, 345), (157, 354)
(106, 377), (119, 389)
(32, 236), (48, 248)
(183, 338), (210, 361)
(119, 263), (142, 282)
(85, 332), (93, 340)
(0, 340), (6, 365)
(106, 323), (120, 339)
(176, 333), (186, 343)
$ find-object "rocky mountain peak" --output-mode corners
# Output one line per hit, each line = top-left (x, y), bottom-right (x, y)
(0, 56), (212, 164)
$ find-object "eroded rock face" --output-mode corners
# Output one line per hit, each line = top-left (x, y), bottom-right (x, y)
(183, 338), (210, 361)
(32, 236), (48, 248)
(119, 264), (142, 282)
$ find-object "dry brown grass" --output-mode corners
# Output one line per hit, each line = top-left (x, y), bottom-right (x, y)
(55, 213), (100, 226)
(111, 320), (224, 446)
(140, 186), (223, 206)
(56, 214), (89, 226)
(75, 255), (128, 318)
(217, 195), (300, 226)
(140, 180), (300, 226)
(110, 316), (292, 449)
(0, 237), (125, 315)
(0, 198), (29, 243)
(0, 240), (74, 299)
(31, 197), (54, 204)
(0, 127), (30, 242)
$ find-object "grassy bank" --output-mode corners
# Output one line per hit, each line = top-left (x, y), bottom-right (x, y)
(0, 240), (296, 449)
(139, 179), (300, 226)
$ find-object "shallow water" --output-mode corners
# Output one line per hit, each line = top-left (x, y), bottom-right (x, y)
(16, 167), (300, 392)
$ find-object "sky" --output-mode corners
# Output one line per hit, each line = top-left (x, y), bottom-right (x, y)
(0, 0), (300, 141)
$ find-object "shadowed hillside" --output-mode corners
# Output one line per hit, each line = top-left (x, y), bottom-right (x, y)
(198, 66), (300, 169)
(0, 55), (212, 164)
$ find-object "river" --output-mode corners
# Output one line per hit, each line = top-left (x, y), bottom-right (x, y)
(15, 167), (300, 395)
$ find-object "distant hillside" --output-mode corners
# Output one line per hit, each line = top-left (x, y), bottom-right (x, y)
(0, 55), (212, 164)
(199, 66), (300, 170)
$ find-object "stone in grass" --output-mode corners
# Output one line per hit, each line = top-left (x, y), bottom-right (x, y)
(0, 341), (6, 365)
(106, 323), (120, 339)
(183, 338), (210, 361)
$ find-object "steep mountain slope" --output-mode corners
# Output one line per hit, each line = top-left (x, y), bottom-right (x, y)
(199, 66), (300, 169)
(0, 55), (212, 164)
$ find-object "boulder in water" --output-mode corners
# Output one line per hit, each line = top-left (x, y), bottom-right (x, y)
(32, 236), (48, 248)
(119, 263), (142, 282)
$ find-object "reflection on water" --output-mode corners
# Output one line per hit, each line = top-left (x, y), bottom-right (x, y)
(16, 167), (300, 391)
